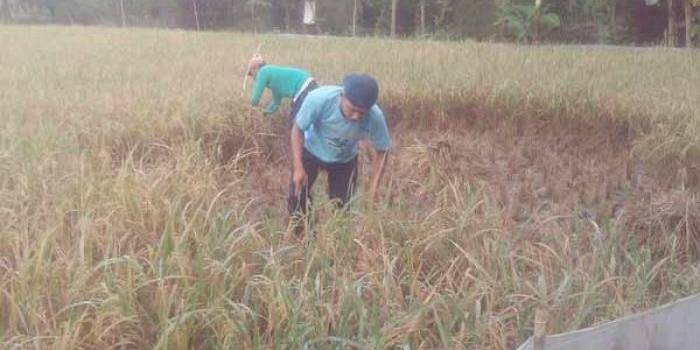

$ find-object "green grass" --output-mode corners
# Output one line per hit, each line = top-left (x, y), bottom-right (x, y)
(0, 25), (699, 349)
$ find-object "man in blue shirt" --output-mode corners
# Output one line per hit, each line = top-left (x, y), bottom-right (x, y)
(288, 74), (391, 231)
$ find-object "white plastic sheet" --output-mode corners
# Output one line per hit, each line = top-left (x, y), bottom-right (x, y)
(515, 294), (700, 350)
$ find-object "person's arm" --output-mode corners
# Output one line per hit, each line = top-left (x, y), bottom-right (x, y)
(368, 149), (389, 202)
(366, 108), (392, 203)
(250, 69), (267, 107)
(264, 92), (282, 115)
(291, 123), (307, 196)
(290, 91), (321, 195)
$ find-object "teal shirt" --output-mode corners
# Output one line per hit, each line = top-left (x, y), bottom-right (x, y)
(295, 86), (391, 163)
(250, 65), (311, 115)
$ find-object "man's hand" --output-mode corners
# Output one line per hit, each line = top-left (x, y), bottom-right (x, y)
(293, 166), (308, 197)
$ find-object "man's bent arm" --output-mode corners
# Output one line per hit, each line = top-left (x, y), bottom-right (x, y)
(291, 124), (307, 195)
(369, 149), (388, 202)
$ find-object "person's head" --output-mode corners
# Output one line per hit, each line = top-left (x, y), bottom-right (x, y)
(246, 54), (266, 78)
(340, 74), (378, 122)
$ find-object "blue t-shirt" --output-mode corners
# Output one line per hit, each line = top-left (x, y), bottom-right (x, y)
(295, 86), (391, 163)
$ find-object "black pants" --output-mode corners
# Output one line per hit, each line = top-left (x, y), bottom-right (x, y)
(288, 80), (318, 127)
(288, 149), (358, 216)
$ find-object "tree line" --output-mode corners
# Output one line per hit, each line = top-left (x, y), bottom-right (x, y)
(0, 0), (697, 46)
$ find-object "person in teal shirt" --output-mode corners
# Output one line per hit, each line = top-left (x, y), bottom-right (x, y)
(247, 55), (318, 125)
(288, 74), (391, 234)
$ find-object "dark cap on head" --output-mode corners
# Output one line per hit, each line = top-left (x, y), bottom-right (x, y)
(342, 74), (379, 109)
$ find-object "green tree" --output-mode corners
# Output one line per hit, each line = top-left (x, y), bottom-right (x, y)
(496, 0), (561, 42)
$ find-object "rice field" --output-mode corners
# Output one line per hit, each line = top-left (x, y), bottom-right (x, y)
(1, 25), (699, 349)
